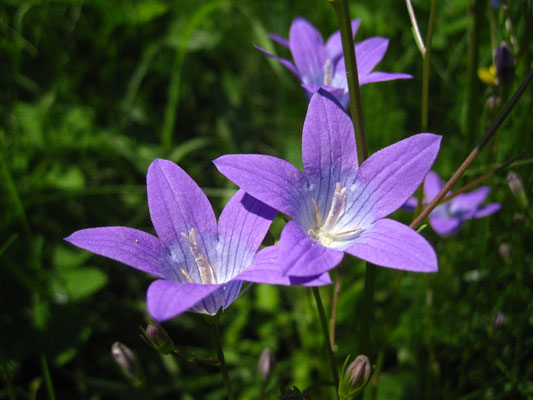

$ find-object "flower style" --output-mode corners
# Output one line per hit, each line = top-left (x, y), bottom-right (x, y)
(214, 90), (441, 277)
(404, 171), (501, 237)
(257, 17), (412, 107)
(65, 159), (330, 321)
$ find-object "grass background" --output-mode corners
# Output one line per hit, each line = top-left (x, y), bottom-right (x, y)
(1, 0), (532, 398)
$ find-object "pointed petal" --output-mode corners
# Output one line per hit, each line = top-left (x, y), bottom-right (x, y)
(359, 71), (413, 85)
(424, 171), (444, 201)
(146, 280), (223, 321)
(325, 19), (361, 60)
(301, 84), (348, 107)
(473, 203), (501, 218)
(235, 246), (332, 286)
(217, 190), (276, 281)
(346, 218), (437, 272)
(450, 187), (491, 217)
(213, 154), (306, 219)
(147, 159), (217, 244)
(429, 215), (462, 237)
(355, 37), (390, 76)
(65, 227), (165, 277)
(344, 134), (442, 227)
(269, 33), (289, 48)
(255, 45), (300, 78)
(279, 221), (344, 276)
(302, 89), (358, 180)
(289, 17), (327, 84)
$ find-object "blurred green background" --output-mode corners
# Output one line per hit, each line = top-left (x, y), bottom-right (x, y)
(1, 0), (532, 398)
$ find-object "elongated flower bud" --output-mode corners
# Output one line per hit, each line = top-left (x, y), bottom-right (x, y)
(144, 322), (175, 355)
(507, 171), (528, 210)
(494, 42), (514, 84)
(111, 342), (143, 387)
(258, 348), (274, 381)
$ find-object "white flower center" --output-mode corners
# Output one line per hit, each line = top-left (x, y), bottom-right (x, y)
(308, 182), (362, 248)
(180, 228), (216, 284)
(323, 58), (333, 86)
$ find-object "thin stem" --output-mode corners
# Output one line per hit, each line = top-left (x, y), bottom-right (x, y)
(330, 266), (343, 349)
(41, 354), (56, 400)
(405, 0), (426, 55)
(421, 0), (437, 132)
(171, 349), (221, 366)
(312, 287), (339, 397)
(465, 0), (484, 143)
(441, 146), (533, 204)
(410, 68), (533, 230)
(210, 312), (235, 400)
(329, 0), (368, 163)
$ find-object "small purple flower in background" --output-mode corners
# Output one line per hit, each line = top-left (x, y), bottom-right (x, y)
(256, 17), (412, 107)
(404, 171), (501, 237)
(214, 90), (441, 278)
(66, 159), (330, 321)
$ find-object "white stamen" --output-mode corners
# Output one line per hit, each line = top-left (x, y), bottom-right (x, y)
(308, 182), (362, 248)
(323, 58), (333, 86)
(181, 228), (216, 284)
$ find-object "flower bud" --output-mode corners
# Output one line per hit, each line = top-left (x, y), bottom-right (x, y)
(258, 348), (274, 381)
(111, 342), (142, 386)
(345, 355), (371, 389)
(494, 42), (514, 84)
(498, 243), (511, 262)
(507, 171), (528, 210)
(339, 355), (372, 399)
(143, 322), (175, 355)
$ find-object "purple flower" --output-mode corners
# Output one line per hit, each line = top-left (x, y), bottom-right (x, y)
(404, 171), (501, 237)
(65, 159), (330, 321)
(257, 17), (412, 107)
(214, 90), (441, 277)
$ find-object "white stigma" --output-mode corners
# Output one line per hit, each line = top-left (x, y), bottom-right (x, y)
(308, 183), (362, 248)
(323, 58), (333, 86)
(180, 228), (216, 284)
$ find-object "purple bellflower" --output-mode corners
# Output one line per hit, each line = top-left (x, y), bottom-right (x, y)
(65, 159), (330, 321)
(257, 17), (412, 107)
(404, 171), (501, 237)
(214, 90), (441, 278)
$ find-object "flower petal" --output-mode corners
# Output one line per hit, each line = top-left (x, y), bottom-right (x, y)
(301, 84), (348, 107)
(424, 170), (444, 201)
(279, 221), (344, 276)
(213, 154), (307, 219)
(65, 227), (165, 277)
(325, 19), (361, 60)
(302, 89), (358, 180)
(429, 215), (462, 237)
(147, 159), (217, 244)
(235, 246), (332, 286)
(343, 133), (441, 227)
(359, 71), (413, 85)
(450, 187), (491, 217)
(289, 17), (327, 84)
(217, 190), (276, 282)
(268, 33), (289, 48)
(346, 218), (437, 272)
(146, 280), (223, 321)
(355, 37), (390, 76)
(473, 203), (501, 218)
(255, 45), (299, 78)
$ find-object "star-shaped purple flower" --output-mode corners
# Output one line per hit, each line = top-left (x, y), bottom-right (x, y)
(65, 159), (330, 321)
(214, 90), (441, 277)
(404, 171), (501, 237)
(257, 17), (412, 107)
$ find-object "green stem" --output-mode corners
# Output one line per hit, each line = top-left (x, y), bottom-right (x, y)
(330, 266), (342, 349)
(329, 0), (368, 163)
(410, 68), (533, 230)
(210, 312), (234, 400)
(312, 287), (339, 398)
(465, 0), (484, 144)
(41, 354), (56, 400)
(421, 0), (437, 132)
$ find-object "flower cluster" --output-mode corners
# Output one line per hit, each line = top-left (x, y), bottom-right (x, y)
(66, 16), (498, 323)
